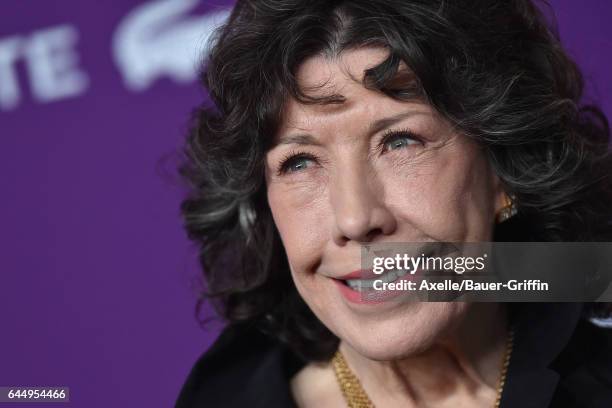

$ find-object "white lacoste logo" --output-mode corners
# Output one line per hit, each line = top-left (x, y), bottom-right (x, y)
(112, 0), (230, 91)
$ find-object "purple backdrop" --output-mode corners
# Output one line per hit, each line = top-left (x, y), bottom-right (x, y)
(0, 1), (610, 407)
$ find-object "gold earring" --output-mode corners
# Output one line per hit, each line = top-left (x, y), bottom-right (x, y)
(496, 193), (518, 223)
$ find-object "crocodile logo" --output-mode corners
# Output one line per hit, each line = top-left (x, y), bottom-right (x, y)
(113, 0), (230, 91)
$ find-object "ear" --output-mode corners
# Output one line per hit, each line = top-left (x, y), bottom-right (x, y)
(491, 172), (508, 217)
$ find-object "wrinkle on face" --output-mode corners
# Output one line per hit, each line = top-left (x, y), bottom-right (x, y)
(265, 46), (505, 360)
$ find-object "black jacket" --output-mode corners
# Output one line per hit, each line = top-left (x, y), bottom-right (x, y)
(176, 303), (612, 407)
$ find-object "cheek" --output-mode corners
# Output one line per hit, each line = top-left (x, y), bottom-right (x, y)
(385, 141), (496, 240)
(266, 184), (337, 322)
(266, 183), (329, 274)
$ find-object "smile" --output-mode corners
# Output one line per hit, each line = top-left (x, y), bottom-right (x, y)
(343, 269), (410, 292)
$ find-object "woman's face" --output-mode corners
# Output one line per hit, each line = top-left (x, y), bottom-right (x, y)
(265, 47), (506, 359)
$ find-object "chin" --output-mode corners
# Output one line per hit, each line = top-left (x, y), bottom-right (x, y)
(337, 302), (471, 361)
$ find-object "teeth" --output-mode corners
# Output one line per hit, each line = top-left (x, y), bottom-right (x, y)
(345, 269), (407, 291)
(346, 279), (373, 291)
(396, 269), (408, 277)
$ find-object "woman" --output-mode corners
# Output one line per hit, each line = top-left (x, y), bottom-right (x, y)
(176, 0), (612, 407)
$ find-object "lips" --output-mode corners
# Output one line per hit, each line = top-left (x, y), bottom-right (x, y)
(336, 269), (378, 280)
(329, 242), (461, 304)
(332, 269), (413, 304)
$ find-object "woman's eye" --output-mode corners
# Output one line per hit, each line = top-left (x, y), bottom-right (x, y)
(381, 131), (421, 153)
(278, 154), (316, 174)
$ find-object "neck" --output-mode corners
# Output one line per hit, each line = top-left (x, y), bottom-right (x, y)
(339, 303), (509, 407)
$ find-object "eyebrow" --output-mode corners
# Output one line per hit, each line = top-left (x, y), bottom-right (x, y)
(276, 133), (321, 146)
(367, 111), (418, 135)
(276, 111), (419, 147)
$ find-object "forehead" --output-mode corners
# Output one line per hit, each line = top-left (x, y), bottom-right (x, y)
(296, 46), (390, 90)
(278, 47), (426, 136)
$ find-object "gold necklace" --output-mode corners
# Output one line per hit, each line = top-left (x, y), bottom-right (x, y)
(332, 328), (515, 408)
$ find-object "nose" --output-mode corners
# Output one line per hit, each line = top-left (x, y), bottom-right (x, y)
(330, 163), (397, 245)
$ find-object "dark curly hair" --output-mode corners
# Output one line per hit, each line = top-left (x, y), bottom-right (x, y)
(179, 0), (612, 361)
